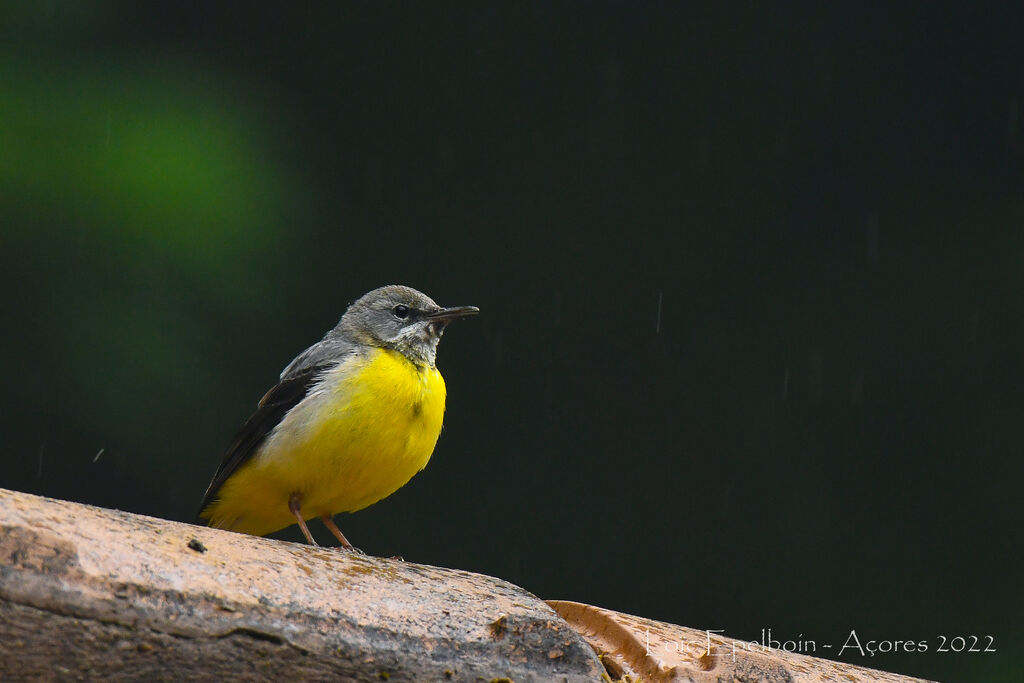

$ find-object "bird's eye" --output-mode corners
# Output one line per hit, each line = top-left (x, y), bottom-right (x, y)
(392, 304), (410, 319)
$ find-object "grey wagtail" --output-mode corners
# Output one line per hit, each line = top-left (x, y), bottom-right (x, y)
(198, 285), (478, 549)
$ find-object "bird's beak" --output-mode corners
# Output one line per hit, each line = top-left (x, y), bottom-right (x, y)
(426, 305), (480, 322)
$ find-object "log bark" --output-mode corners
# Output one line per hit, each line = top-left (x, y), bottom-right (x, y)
(0, 488), (603, 681)
(0, 488), (933, 682)
(547, 600), (934, 682)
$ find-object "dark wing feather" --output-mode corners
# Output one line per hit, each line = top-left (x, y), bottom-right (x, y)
(196, 364), (327, 521)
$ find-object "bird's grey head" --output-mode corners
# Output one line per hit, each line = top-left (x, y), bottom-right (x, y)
(336, 285), (478, 367)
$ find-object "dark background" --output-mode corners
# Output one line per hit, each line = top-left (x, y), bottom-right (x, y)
(2, 3), (1021, 680)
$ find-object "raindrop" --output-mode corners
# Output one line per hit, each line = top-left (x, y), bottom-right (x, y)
(655, 291), (663, 333)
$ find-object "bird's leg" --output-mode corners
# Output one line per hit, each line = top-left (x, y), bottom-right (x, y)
(319, 515), (362, 553)
(288, 493), (318, 546)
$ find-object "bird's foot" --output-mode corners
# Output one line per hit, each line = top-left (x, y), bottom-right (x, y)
(335, 544), (366, 555)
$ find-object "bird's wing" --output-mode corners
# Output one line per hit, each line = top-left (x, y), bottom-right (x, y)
(197, 337), (356, 521)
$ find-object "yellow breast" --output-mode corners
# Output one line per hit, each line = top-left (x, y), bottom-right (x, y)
(207, 348), (446, 536)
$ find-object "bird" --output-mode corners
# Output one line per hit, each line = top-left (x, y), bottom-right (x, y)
(198, 285), (478, 549)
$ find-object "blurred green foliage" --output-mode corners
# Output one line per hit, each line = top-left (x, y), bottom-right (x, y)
(0, 47), (303, 516)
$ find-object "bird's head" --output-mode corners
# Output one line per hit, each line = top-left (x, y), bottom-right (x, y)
(338, 285), (478, 367)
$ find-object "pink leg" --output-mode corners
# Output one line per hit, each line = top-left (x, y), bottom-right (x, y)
(288, 493), (318, 546)
(320, 515), (362, 553)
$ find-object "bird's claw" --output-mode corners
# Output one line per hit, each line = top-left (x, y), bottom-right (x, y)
(337, 545), (366, 555)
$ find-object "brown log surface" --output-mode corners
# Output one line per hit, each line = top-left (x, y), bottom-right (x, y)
(548, 600), (935, 683)
(1, 487), (936, 682)
(0, 488), (603, 681)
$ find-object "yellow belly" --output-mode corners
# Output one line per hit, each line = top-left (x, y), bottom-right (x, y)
(205, 348), (446, 536)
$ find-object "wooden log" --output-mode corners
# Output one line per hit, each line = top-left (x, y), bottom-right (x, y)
(0, 488), (933, 682)
(548, 601), (934, 682)
(0, 488), (604, 681)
